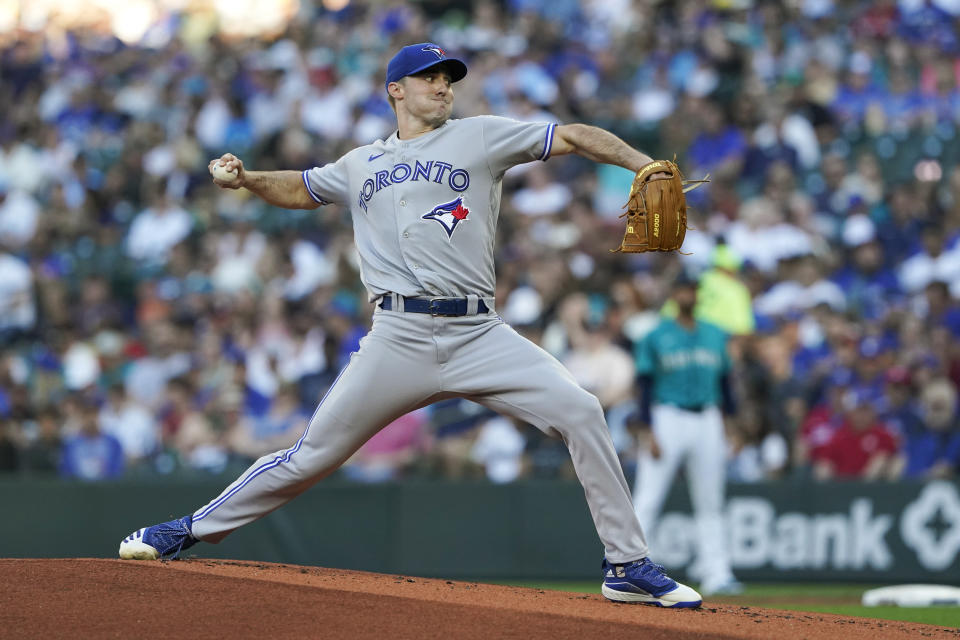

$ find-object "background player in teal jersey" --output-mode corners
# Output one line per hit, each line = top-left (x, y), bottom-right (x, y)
(631, 271), (743, 596)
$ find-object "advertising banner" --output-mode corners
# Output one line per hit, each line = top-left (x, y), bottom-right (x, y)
(2, 478), (958, 581)
(654, 481), (960, 582)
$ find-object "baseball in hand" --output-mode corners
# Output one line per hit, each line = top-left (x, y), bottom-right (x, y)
(212, 162), (239, 183)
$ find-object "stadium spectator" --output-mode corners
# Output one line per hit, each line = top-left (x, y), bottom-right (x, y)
(725, 197), (813, 275)
(880, 366), (924, 440)
(811, 153), (853, 230)
(61, 333), (100, 391)
(211, 219), (267, 294)
(0, 186), (40, 248)
(834, 216), (902, 321)
(125, 322), (191, 410)
(162, 377), (227, 472)
(58, 400), (125, 481)
(690, 245), (755, 336)
(794, 366), (854, 472)
(890, 378), (960, 479)
(921, 280), (960, 337)
(125, 185), (194, 265)
(341, 408), (430, 483)
(227, 385), (310, 462)
(811, 388), (899, 481)
(98, 384), (160, 468)
(686, 100), (746, 183)
(874, 183), (925, 264)
(736, 331), (805, 470)
(470, 416), (527, 484)
(18, 408), (61, 473)
(741, 105), (802, 195)
(511, 165), (573, 217)
(831, 51), (883, 126)
(559, 300), (634, 415)
(898, 224), (960, 296)
(727, 412), (789, 483)
(754, 255), (846, 318)
(0, 250), (34, 341)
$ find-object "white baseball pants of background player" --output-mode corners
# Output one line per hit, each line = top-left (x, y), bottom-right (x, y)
(190, 306), (650, 564)
(632, 404), (735, 591)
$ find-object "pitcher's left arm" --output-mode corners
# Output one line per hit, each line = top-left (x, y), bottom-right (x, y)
(550, 124), (654, 172)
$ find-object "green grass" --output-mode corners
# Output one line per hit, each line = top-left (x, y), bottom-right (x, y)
(495, 581), (960, 628)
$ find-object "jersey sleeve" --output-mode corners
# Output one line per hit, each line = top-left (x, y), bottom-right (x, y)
(302, 154), (350, 205)
(480, 116), (558, 176)
(718, 328), (732, 374)
(634, 332), (656, 376)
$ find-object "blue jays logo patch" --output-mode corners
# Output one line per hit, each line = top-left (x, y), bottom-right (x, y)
(422, 197), (469, 239)
(422, 45), (446, 59)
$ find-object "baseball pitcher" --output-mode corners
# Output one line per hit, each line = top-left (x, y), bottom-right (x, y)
(119, 43), (702, 608)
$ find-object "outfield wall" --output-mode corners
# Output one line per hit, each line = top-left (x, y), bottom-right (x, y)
(2, 478), (958, 582)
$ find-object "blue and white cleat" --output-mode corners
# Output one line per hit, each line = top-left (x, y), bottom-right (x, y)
(601, 558), (702, 608)
(118, 515), (198, 560)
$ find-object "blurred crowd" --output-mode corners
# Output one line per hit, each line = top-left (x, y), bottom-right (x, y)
(1, 0), (960, 484)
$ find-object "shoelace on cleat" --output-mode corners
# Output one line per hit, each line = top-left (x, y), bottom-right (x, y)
(633, 559), (675, 589)
(146, 518), (195, 559)
(640, 559), (667, 574)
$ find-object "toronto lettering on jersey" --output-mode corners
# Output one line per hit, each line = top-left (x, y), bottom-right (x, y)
(357, 160), (471, 212)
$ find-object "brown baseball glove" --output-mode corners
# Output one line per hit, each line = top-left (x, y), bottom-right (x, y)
(611, 159), (708, 253)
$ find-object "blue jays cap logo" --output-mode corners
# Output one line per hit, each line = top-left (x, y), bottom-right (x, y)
(385, 42), (468, 90)
(422, 196), (469, 239)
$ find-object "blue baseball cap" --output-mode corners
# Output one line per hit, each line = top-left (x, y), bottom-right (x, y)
(385, 43), (467, 91)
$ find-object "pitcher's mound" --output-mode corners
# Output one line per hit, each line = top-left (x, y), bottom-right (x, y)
(0, 559), (953, 639)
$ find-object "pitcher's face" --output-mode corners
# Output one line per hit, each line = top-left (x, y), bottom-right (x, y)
(394, 68), (454, 128)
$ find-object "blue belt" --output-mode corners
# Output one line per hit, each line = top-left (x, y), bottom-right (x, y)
(380, 296), (490, 316)
(676, 404), (709, 413)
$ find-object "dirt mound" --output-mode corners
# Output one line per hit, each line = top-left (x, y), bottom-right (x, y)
(1, 559), (955, 639)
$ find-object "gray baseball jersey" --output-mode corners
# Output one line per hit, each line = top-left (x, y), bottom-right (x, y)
(188, 115), (651, 565)
(301, 116), (556, 300)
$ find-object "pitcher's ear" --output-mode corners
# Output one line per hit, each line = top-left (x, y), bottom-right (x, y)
(387, 79), (405, 100)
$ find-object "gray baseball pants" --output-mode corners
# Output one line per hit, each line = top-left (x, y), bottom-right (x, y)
(190, 306), (649, 563)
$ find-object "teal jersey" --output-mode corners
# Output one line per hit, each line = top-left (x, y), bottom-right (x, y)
(634, 318), (730, 408)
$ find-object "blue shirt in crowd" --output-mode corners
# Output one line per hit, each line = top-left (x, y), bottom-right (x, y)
(900, 425), (960, 478)
(59, 432), (125, 481)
